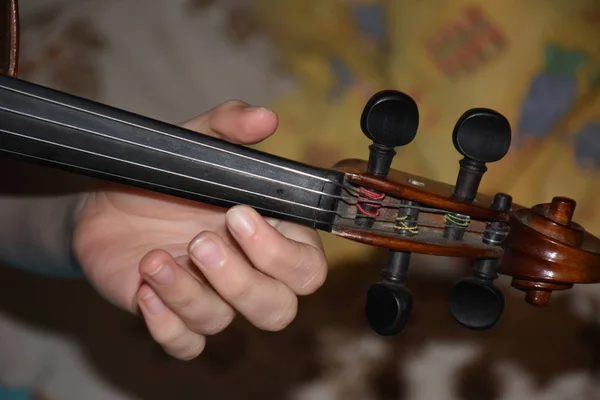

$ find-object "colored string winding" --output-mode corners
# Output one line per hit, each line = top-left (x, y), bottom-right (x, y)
(356, 187), (386, 217)
(394, 215), (419, 235)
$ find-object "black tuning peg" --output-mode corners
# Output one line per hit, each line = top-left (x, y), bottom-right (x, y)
(355, 90), (419, 228)
(451, 108), (511, 202)
(449, 193), (512, 330)
(361, 90), (419, 177)
(366, 251), (413, 336)
(359, 91), (418, 334)
(449, 273), (504, 330)
(366, 281), (413, 336)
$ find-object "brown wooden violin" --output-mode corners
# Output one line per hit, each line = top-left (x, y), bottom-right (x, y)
(2, 0), (600, 336)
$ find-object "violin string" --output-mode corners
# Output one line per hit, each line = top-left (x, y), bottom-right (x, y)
(0, 80), (343, 186)
(0, 101), (453, 216)
(0, 131), (491, 234)
(0, 127), (333, 214)
(0, 104), (353, 201)
(0, 146), (333, 225)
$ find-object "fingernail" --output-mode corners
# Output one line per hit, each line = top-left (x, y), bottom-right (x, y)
(148, 264), (174, 285)
(245, 106), (274, 118)
(190, 237), (224, 269)
(143, 291), (165, 315)
(244, 106), (265, 113)
(226, 207), (256, 238)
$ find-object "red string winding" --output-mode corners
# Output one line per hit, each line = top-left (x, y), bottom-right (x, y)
(356, 187), (386, 217)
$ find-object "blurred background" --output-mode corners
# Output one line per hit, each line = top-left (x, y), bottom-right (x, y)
(1, 0), (600, 398)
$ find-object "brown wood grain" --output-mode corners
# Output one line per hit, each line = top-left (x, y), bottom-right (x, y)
(498, 198), (600, 306)
(331, 226), (504, 259)
(333, 158), (523, 222)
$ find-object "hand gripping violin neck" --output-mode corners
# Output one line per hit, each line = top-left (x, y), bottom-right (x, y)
(2, 0), (600, 337)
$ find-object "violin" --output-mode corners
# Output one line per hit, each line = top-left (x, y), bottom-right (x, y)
(2, 0), (600, 336)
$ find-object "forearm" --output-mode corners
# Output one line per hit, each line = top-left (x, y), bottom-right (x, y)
(0, 158), (95, 278)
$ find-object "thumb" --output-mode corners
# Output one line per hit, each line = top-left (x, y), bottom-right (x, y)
(180, 100), (279, 145)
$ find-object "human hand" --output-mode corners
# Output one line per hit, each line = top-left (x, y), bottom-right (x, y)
(72, 101), (328, 360)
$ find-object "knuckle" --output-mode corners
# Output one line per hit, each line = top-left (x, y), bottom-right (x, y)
(223, 280), (253, 303)
(297, 256), (328, 295)
(139, 250), (168, 274)
(156, 325), (188, 347)
(285, 247), (327, 295)
(167, 338), (206, 361)
(202, 311), (236, 335)
(262, 295), (298, 332)
(260, 243), (295, 276)
(261, 244), (281, 265)
(169, 295), (195, 311)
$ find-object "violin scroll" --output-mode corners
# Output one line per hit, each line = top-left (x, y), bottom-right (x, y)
(499, 196), (600, 306)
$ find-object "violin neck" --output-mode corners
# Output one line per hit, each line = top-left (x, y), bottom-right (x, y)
(0, 75), (345, 231)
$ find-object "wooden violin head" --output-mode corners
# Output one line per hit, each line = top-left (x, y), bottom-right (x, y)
(329, 89), (600, 335)
(332, 158), (511, 259)
(0, 0), (18, 78)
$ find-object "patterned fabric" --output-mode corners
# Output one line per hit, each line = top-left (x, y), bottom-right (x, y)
(2, 0), (600, 399)
(248, 0), (600, 266)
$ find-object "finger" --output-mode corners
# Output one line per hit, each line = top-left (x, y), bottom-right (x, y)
(137, 284), (206, 361)
(181, 100), (278, 145)
(187, 231), (298, 331)
(139, 249), (235, 335)
(225, 205), (327, 295)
